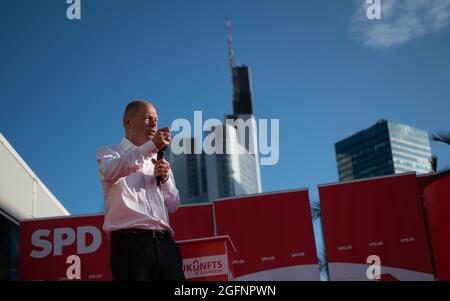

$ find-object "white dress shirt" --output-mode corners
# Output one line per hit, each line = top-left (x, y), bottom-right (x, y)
(96, 137), (180, 237)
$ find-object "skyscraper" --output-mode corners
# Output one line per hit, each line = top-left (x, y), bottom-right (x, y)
(167, 137), (208, 203)
(168, 17), (262, 202)
(335, 119), (432, 181)
(203, 121), (262, 202)
(231, 66), (254, 115)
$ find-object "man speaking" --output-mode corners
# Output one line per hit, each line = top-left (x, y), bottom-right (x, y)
(96, 100), (184, 281)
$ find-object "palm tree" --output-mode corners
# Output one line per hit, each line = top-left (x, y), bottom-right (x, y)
(429, 155), (438, 173)
(429, 131), (450, 172)
(310, 199), (322, 221)
(310, 199), (329, 279)
(431, 132), (450, 146)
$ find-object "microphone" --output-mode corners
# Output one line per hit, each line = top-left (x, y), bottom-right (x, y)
(156, 146), (166, 186)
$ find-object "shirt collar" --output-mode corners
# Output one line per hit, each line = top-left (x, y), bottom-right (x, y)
(120, 137), (136, 152)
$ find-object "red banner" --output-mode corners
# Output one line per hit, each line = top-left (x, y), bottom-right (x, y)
(20, 214), (112, 281)
(421, 171), (450, 281)
(319, 173), (434, 281)
(170, 203), (215, 241)
(214, 190), (319, 280)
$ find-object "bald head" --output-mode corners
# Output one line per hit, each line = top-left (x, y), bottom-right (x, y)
(123, 100), (155, 121)
(123, 100), (158, 146)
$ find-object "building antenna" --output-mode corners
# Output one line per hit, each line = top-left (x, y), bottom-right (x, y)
(226, 16), (236, 70)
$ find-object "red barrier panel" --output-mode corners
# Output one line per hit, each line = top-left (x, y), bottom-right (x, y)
(214, 189), (319, 280)
(421, 171), (450, 281)
(170, 203), (215, 241)
(20, 214), (112, 281)
(319, 173), (434, 281)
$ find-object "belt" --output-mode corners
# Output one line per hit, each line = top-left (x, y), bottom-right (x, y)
(113, 228), (172, 239)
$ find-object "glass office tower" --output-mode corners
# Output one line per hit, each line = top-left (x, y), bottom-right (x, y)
(335, 119), (432, 181)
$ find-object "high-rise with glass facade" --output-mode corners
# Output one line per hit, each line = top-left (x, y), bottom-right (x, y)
(335, 119), (432, 181)
(203, 121), (261, 202)
(167, 138), (208, 203)
(168, 19), (262, 203)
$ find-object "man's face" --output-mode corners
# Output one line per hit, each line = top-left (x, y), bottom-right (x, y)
(126, 103), (158, 146)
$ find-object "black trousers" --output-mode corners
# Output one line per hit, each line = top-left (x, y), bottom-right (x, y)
(110, 229), (185, 281)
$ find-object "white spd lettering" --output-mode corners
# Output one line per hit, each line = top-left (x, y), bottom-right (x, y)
(30, 226), (102, 258)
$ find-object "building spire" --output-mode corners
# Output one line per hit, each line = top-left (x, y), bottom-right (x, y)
(226, 16), (236, 70)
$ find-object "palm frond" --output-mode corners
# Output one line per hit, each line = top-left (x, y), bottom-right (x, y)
(429, 155), (438, 173)
(319, 262), (329, 274)
(431, 132), (450, 146)
(317, 247), (329, 278)
(310, 199), (321, 221)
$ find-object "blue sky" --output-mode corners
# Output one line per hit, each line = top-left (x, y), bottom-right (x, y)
(1, 0), (449, 215)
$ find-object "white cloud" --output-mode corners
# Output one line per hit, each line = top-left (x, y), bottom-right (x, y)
(351, 0), (450, 49)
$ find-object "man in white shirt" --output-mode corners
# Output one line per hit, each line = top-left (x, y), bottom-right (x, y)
(96, 100), (184, 281)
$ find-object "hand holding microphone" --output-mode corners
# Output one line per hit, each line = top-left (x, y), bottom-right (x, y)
(152, 127), (171, 149)
(151, 127), (171, 186)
